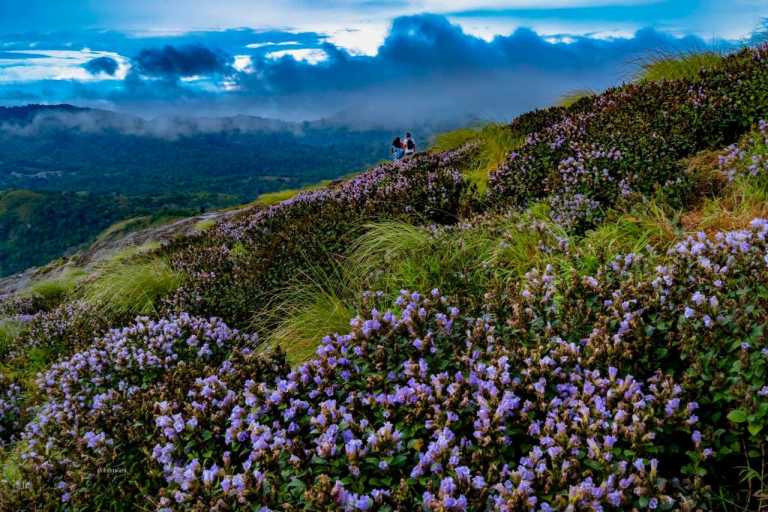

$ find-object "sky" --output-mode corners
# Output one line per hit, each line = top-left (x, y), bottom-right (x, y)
(0, 1), (766, 126)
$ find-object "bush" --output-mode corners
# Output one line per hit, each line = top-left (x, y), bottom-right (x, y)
(13, 314), (288, 509)
(489, 45), (768, 232)
(143, 291), (703, 510)
(166, 149), (470, 327)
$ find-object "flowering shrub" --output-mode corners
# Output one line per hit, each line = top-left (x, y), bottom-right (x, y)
(166, 149), (470, 327)
(491, 220), (768, 501)
(14, 314), (288, 509)
(139, 291), (703, 511)
(0, 373), (23, 446)
(12, 300), (109, 357)
(720, 120), (768, 181)
(490, 44), (768, 230)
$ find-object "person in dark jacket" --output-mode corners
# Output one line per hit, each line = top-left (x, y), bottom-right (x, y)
(403, 132), (416, 159)
(391, 136), (405, 160)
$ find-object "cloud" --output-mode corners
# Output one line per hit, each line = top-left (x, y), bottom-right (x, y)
(84, 56), (119, 75)
(0, 14), (748, 127)
(205, 15), (719, 124)
(132, 44), (232, 79)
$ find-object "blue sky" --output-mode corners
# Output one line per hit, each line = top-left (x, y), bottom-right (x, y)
(0, 1), (766, 124)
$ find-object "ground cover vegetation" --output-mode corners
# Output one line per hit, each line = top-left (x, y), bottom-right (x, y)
(1, 45), (768, 510)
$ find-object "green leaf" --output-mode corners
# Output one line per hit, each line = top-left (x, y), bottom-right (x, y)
(728, 409), (748, 423)
(748, 423), (763, 436)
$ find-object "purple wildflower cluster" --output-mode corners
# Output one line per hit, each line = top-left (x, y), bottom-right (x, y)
(719, 120), (768, 181)
(489, 43), (768, 231)
(18, 314), (265, 506)
(137, 290), (703, 511)
(0, 373), (23, 445)
(218, 148), (469, 242)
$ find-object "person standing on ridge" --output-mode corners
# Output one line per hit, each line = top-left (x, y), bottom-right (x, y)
(403, 132), (416, 159)
(391, 136), (404, 161)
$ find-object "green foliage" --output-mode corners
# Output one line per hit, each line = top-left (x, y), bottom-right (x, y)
(0, 189), (237, 277)
(558, 89), (596, 108)
(259, 260), (357, 365)
(638, 51), (725, 83)
(432, 124), (522, 194)
(23, 267), (86, 307)
(0, 319), (21, 358)
(83, 257), (182, 317)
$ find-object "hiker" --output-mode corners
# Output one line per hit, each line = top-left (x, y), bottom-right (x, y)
(403, 132), (416, 159)
(391, 136), (405, 161)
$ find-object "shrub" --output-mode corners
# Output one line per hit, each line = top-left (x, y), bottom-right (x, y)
(13, 314), (288, 509)
(489, 44), (768, 232)
(140, 290), (704, 510)
(166, 149), (470, 327)
(0, 373), (23, 446)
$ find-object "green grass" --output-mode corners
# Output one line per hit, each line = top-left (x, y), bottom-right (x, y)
(431, 124), (523, 194)
(193, 218), (217, 232)
(578, 199), (681, 272)
(558, 90), (596, 108)
(0, 319), (22, 358)
(257, 260), (357, 365)
(638, 51), (724, 83)
(82, 256), (182, 317)
(252, 181), (332, 207)
(23, 267), (87, 305)
(430, 127), (483, 153)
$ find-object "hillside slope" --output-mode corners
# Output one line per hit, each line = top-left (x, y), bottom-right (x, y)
(1, 44), (768, 510)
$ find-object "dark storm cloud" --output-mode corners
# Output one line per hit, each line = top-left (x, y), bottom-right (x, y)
(229, 15), (711, 96)
(84, 56), (119, 75)
(132, 44), (233, 78)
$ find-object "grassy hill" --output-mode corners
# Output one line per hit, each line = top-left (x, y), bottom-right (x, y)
(1, 44), (768, 510)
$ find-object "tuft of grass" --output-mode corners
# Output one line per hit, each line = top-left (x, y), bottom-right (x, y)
(580, 199), (681, 267)
(258, 260), (357, 365)
(24, 267), (87, 305)
(194, 218), (217, 232)
(82, 257), (182, 317)
(252, 181), (332, 207)
(432, 124), (523, 194)
(0, 319), (22, 358)
(558, 90), (596, 108)
(350, 214), (564, 298)
(684, 176), (768, 234)
(430, 127), (483, 153)
(637, 51), (724, 83)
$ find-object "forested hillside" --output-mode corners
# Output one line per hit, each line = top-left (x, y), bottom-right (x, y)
(0, 105), (408, 276)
